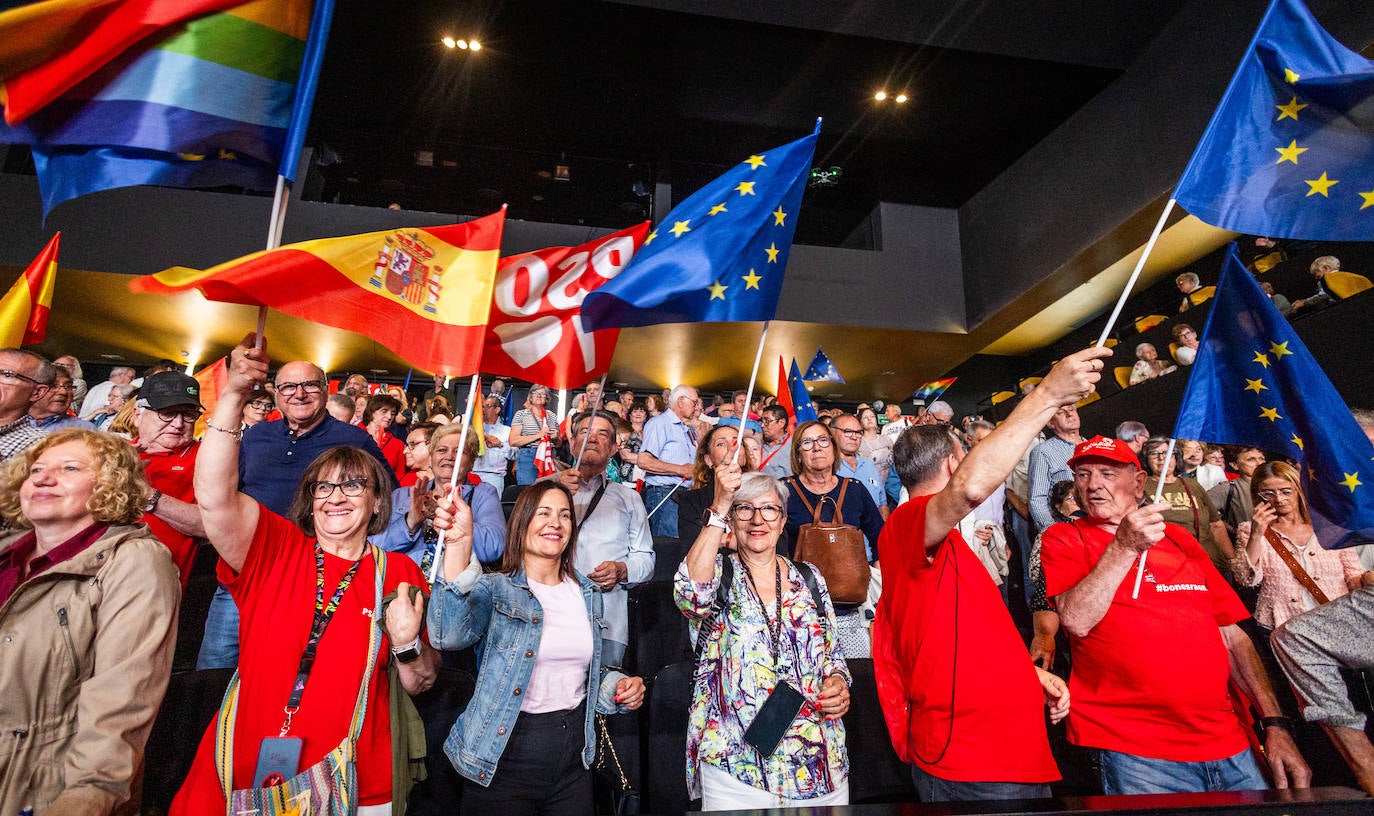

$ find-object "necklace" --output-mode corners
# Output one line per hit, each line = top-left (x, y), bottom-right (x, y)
(741, 556), (784, 666)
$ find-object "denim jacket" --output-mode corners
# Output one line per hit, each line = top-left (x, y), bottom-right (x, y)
(428, 557), (629, 786)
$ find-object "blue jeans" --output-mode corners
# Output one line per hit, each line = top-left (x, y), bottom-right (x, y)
(642, 484), (679, 539)
(1098, 748), (1265, 795)
(515, 446), (538, 485)
(196, 584), (241, 669)
(911, 764), (1050, 802)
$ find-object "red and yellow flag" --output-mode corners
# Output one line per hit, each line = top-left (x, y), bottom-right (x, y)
(130, 210), (506, 375)
(0, 231), (60, 347)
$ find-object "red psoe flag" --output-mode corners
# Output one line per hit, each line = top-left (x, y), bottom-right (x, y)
(130, 210), (506, 375)
(0, 231), (60, 347)
(480, 222), (648, 390)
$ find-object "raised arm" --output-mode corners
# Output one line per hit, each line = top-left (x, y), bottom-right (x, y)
(924, 347), (1111, 552)
(193, 335), (265, 573)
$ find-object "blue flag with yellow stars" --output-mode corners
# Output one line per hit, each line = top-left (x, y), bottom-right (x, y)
(802, 347), (845, 383)
(1174, 244), (1374, 548)
(580, 121), (819, 329)
(788, 358), (818, 424)
(1172, 0), (1374, 240)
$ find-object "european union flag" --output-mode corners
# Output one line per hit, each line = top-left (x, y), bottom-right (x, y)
(1174, 244), (1374, 548)
(802, 347), (845, 383)
(1172, 0), (1374, 240)
(581, 121), (819, 329)
(788, 358), (818, 424)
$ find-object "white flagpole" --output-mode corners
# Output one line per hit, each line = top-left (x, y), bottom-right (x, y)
(573, 373), (610, 471)
(1094, 198), (1177, 348)
(1131, 436), (1177, 599)
(731, 321), (770, 465)
(253, 176), (292, 349)
(428, 374), (482, 585)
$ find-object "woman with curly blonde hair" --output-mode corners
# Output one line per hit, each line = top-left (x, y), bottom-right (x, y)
(0, 429), (181, 815)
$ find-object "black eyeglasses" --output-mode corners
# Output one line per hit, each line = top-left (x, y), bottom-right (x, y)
(731, 503), (783, 522)
(276, 380), (325, 396)
(311, 478), (369, 499)
(836, 427), (863, 438)
(154, 407), (202, 424)
(247, 400), (274, 410)
(0, 369), (41, 386)
(404, 438), (429, 449)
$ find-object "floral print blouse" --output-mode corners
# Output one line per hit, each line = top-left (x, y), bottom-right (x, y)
(674, 553), (850, 801)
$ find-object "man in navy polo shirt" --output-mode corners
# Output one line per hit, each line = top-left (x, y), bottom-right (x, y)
(196, 354), (395, 669)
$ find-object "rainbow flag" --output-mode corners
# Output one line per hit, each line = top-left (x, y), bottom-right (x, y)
(0, 0), (319, 215)
(129, 210), (507, 376)
(912, 376), (957, 402)
(0, 232), (60, 348)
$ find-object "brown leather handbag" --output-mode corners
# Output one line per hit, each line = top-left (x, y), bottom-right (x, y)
(787, 477), (871, 606)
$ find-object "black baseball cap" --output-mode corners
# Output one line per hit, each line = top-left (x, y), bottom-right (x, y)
(140, 371), (203, 410)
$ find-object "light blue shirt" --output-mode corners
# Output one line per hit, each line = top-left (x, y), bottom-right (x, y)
(377, 480), (506, 566)
(570, 471), (655, 648)
(641, 410), (696, 487)
(839, 454), (885, 511)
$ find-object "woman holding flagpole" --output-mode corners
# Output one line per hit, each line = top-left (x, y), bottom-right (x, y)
(510, 385), (560, 486)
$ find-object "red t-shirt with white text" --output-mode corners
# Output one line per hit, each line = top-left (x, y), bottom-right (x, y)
(1040, 517), (1250, 761)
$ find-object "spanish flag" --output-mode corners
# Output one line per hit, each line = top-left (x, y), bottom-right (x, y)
(131, 209), (505, 374)
(0, 232), (60, 348)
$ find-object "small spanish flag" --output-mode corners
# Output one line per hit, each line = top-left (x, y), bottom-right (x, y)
(0, 232), (60, 348)
(131, 209), (506, 375)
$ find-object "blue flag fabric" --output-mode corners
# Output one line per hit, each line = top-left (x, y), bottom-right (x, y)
(1172, 0), (1374, 240)
(1173, 244), (1374, 548)
(580, 122), (820, 329)
(802, 347), (845, 383)
(788, 358), (818, 424)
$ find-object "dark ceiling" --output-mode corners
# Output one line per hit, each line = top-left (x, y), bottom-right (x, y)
(306, 0), (1184, 242)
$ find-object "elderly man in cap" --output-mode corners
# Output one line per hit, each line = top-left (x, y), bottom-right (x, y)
(133, 371), (208, 586)
(1040, 435), (1310, 795)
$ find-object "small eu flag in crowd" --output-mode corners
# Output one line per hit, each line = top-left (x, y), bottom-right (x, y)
(581, 121), (820, 329)
(802, 347), (844, 383)
(1173, 0), (1374, 240)
(1173, 244), (1374, 548)
(787, 358), (818, 424)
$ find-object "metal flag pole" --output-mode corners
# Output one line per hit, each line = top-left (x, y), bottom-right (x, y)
(428, 374), (482, 585)
(731, 321), (770, 465)
(573, 372), (610, 471)
(1131, 436), (1177, 599)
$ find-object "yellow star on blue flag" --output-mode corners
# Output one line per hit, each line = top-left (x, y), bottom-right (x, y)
(802, 348), (845, 383)
(581, 120), (821, 328)
(1174, 244), (1374, 548)
(1172, 0), (1374, 240)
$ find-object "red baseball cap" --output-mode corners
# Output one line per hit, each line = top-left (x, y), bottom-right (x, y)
(1067, 434), (1141, 470)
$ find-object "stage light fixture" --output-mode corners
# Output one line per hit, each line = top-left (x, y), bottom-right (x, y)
(895, 93), (908, 104)
(442, 36), (456, 49)
(468, 39), (481, 51)
(456, 39), (469, 49)
(874, 91), (887, 101)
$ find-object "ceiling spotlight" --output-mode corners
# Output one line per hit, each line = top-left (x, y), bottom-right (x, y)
(442, 36), (456, 49)
(895, 93), (909, 104)
(468, 39), (481, 51)
(874, 91), (887, 102)
(456, 39), (469, 49)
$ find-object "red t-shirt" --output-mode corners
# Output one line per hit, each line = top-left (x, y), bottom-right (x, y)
(139, 442), (200, 588)
(171, 509), (427, 811)
(873, 495), (1059, 782)
(378, 432), (406, 482)
(1040, 517), (1250, 761)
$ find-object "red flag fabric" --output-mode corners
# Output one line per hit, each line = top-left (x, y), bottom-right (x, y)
(191, 356), (227, 436)
(534, 436), (557, 478)
(0, 232), (60, 347)
(0, 0), (248, 125)
(480, 223), (648, 390)
(130, 210), (506, 375)
(774, 355), (796, 422)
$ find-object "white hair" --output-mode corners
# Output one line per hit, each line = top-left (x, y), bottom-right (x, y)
(667, 384), (696, 410)
(927, 400), (953, 420)
(1310, 255), (1340, 274)
(1135, 342), (1156, 359)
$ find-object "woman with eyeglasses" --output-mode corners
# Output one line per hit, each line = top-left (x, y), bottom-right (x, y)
(240, 391), (274, 428)
(510, 385), (560, 486)
(677, 470), (851, 809)
(1141, 435), (1235, 575)
(1233, 461), (1372, 630)
(677, 423), (756, 544)
(172, 338), (438, 815)
(784, 420), (885, 658)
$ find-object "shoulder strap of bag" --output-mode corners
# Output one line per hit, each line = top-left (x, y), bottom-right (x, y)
(835, 478), (849, 513)
(1262, 528), (1330, 605)
(788, 477), (817, 517)
(694, 556), (735, 663)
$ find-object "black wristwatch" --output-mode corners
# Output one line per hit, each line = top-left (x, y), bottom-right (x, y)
(392, 637), (422, 664)
(1261, 715), (1295, 735)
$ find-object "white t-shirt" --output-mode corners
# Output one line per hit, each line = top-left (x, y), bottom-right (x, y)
(522, 576), (593, 713)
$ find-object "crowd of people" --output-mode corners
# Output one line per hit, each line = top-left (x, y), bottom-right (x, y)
(1, 335), (1373, 816)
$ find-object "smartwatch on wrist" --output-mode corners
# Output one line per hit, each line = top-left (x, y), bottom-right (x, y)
(392, 636), (422, 664)
(705, 507), (729, 531)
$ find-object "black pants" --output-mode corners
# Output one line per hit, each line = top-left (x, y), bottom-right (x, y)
(461, 703), (591, 816)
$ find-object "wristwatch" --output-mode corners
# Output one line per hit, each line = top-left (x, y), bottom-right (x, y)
(704, 507), (729, 531)
(392, 636), (422, 664)
(143, 489), (162, 514)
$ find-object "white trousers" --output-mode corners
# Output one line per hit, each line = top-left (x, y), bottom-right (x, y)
(699, 762), (849, 811)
